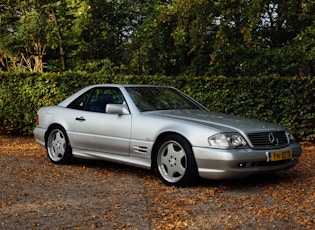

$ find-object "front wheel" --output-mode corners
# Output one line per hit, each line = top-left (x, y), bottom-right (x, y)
(154, 134), (199, 187)
(46, 127), (73, 164)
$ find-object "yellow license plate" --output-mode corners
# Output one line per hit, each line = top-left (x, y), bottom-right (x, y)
(271, 150), (292, 161)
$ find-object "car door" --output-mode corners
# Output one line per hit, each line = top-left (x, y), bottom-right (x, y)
(68, 87), (132, 156)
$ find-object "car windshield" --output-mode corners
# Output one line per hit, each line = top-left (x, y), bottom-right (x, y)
(125, 86), (205, 112)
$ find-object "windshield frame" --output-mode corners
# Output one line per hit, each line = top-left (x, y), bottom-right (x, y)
(125, 86), (207, 112)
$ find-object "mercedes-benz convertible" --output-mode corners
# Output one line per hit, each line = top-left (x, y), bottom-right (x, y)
(34, 84), (302, 186)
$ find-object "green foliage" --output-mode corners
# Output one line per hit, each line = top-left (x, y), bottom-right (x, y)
(128, 0), (315, 76)
(0, 73), (314, 142)
(1, 0), (314, 76)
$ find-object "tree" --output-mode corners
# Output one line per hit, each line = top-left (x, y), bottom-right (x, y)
(129, 0), (314, 77)
(129, 0), (217, 75)
(1, 0), (313, 76)
(76, 0), (147, 72)
(0, 0), (47, 71)
(39, 0), (90, 71)
(294, 1), (315, 76)
(210, 0), (315, 76)
(0, 0), (90, 72)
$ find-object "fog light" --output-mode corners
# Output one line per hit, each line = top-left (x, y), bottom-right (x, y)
(238, 162), (247, 168)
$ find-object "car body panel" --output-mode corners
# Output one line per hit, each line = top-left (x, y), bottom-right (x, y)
(193, 143), (301, 179)
(33, 84), (302, 181)
(144, 110), (288, 148)
(69, 110), (132, 156)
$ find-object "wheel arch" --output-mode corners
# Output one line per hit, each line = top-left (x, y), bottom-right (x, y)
(45, 123), (74, 164)
(151, 131), (200, 186)
(45, 123), (68, 147)
(151, 131), (193, 169)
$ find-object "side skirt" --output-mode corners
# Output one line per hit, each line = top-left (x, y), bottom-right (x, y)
(72, 148), (152, 170)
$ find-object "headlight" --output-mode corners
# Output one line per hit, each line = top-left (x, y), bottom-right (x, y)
(285, 130), (296, 143)
(208, 133), (248, 149)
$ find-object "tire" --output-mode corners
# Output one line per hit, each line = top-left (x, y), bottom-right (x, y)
(46, 126), (73, 164)
(154, 134), (199, 187)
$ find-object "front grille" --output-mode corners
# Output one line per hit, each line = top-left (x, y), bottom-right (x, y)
(247, 131), (289, 149)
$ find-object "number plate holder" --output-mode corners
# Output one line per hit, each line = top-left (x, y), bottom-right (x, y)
(266, 150), (292, 162)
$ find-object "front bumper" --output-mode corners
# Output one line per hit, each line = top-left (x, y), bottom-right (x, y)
(193, 143), (302, 180)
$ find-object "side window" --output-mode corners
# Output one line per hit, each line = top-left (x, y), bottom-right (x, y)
(67, 90), (92, 110)
(85, 87), (125, 113)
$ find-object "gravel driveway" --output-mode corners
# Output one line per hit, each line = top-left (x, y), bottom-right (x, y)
(0, 135), (314, 229)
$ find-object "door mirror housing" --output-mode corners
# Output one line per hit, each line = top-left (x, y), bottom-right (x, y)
(106, 104), (130, 115)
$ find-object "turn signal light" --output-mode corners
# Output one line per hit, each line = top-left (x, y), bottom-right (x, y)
(36, 115), (39, 125)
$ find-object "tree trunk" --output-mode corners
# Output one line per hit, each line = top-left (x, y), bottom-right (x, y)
(51, 9), (67, 71)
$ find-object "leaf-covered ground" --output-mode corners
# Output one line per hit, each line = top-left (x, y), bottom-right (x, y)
(0, 135), (314, 229)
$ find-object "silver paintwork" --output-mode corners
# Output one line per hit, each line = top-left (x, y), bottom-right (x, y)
(34, 84), (302, 180)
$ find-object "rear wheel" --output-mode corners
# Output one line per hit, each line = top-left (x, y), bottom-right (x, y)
(155, 134), (198, 186)
(46, 127), (73, 164)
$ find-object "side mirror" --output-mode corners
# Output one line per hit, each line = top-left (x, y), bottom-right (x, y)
(105, 104), (130, 115)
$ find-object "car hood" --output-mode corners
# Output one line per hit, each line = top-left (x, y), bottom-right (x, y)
(148, 109), (285, 133)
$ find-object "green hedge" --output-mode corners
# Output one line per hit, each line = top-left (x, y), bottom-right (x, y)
(0, 72), (314, 142)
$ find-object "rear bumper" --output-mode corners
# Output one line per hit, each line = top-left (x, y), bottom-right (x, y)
(33, 127), (47, 148)
(193, 143), (302, 180)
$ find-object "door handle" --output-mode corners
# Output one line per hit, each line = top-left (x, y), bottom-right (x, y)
(75, 117), (86, 121)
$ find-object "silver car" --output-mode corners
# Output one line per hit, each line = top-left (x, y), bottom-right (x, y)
(34, 84), (302, 186)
